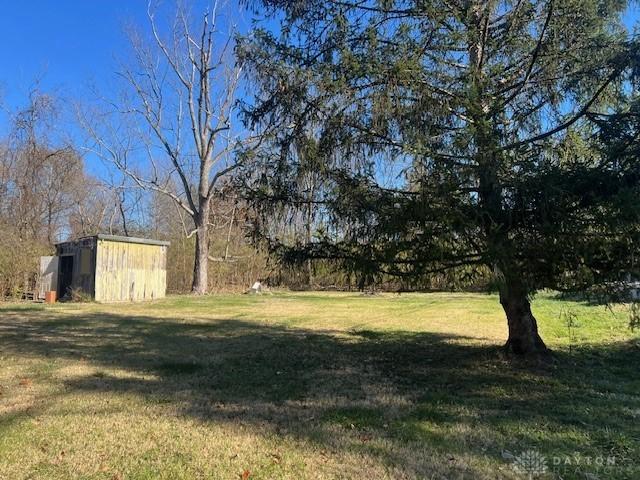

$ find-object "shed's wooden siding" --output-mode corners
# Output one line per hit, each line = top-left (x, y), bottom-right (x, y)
(94, 239), (167, 302)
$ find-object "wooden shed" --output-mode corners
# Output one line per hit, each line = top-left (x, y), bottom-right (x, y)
(53, 234), (169, 302)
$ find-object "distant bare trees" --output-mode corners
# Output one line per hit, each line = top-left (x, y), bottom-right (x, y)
(81, 1), (257, 294)
(0, 88), (110, 297)
(0, 90), (82, 244)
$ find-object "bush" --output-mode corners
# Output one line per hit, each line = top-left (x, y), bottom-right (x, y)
(0, 224), (51, 299)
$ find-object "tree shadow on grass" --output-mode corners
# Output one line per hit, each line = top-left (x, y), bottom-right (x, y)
(0, 309), (639, 478)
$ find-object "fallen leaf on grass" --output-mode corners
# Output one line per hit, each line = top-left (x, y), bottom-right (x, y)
(19, 378), (32, 387)
(51, 450), (66, 465)
(240, 469), (251, 480)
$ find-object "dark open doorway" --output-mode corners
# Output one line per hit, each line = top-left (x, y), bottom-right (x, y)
(57, 255), (73, 299)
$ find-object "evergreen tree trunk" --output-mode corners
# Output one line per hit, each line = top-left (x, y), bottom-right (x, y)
(191, 208), (209, 295)
(499, 281), (548, 355)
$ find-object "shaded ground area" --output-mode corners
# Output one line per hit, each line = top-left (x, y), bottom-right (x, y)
(0, 292), (638, 479)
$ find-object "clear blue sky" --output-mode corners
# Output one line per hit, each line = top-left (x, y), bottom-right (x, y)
(1, 1), (136, 100)
(0, 0), (253, 103)
(0, 1), (637, 178)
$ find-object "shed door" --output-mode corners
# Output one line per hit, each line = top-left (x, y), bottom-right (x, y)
(38, 256), (58, 300)
(58, 255), (74, 299)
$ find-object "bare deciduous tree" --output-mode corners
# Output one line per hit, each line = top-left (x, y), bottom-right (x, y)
(2, 88), (83, 244)
(82, 1), (256, 294)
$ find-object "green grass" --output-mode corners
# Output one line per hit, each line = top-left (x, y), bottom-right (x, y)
(0, 291), (638, 479)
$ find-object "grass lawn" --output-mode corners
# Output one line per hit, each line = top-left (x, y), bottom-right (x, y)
(0, 291), (638, 479)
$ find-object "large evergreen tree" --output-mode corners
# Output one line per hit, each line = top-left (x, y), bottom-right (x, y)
(240, 0), (639, 354)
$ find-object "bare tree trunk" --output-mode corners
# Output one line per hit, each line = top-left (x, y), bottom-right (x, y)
(46, 204), (54, 244)
(118, 192), (129, 237)
(500, 281), (548, 355)
(192, 209), (209, 295)
(305, 202), (313, 286)
(223, 203), (236, 261)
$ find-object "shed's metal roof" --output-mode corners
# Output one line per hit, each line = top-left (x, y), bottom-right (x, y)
(57, 234), (170, 247)
(95, 234), (170, 246)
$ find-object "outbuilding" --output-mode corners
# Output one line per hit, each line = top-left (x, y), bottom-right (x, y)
(44, 234), (169, 302)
